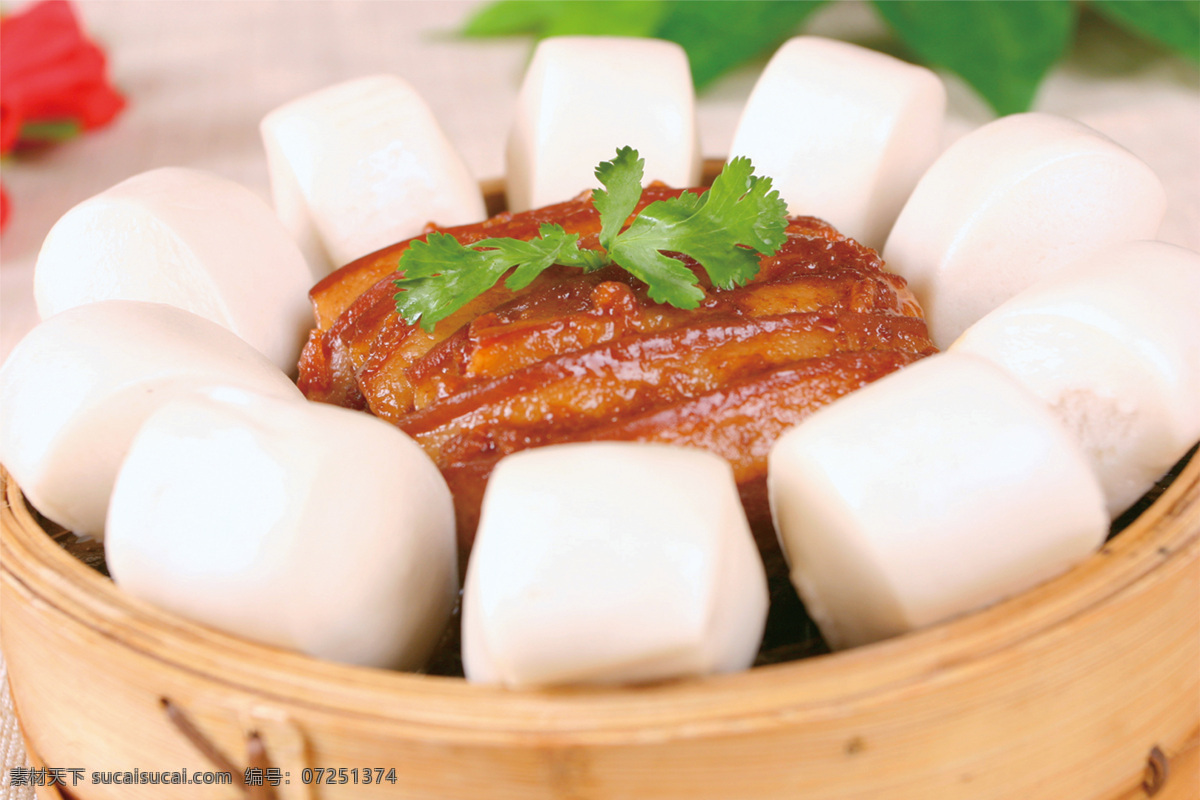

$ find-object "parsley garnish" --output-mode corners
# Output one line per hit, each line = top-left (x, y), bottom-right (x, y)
(393, 147), (789, 331)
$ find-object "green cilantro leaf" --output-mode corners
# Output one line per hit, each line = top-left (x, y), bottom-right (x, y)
(394, 149), (790, 329)
(492, 223), (608, 286)
(608, 156), (788, 306)
(393, 232), (504, 330)
(394, 225), (602, 331)
(592, 145), (645, 252)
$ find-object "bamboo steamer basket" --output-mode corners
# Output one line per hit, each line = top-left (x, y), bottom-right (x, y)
(2, 173), (1199, 800)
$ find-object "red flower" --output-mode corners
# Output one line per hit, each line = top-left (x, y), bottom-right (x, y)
(1, 0), (126, 153)
(1, 0), (126, 231)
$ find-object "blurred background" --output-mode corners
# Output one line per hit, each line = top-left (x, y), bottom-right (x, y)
(0, 1), (1197, 794)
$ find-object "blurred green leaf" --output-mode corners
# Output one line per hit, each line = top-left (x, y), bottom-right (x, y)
(1089, 0), (1200, 64)
(658, 1), (829, 89)
(460, 0), (555, 36)
(18, 120), (82, 144)
(871, 0), (1077, 115)
(462, 1), (667, 39)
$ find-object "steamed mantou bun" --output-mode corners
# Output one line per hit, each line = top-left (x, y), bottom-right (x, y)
(106, 390), (457, 670)
(506, 36), (701, 212)
(261, 74), (486, 277)
(33, 167), (313, 372)
(729, 36), (945, 249)
(768, 352), (1107, 650)
(462, 443), (768, 687)
(883, 113), (1166, 349)
(952, 240), (1200, 517)
(0, 301), (302, 539)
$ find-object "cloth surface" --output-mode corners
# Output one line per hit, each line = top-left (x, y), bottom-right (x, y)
(0, 3), (1196, 797)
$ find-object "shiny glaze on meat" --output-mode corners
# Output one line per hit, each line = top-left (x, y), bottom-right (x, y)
(299, 185), (936, 567)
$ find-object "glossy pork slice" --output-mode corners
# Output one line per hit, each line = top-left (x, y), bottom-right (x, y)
(300, 188), (674, 415)
(306, 189), (623, 330)
(433, 349), (926, 547)
(298, 185), (936, 561)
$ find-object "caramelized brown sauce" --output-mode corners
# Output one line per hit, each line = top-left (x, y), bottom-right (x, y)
(298, 185), (938, 666)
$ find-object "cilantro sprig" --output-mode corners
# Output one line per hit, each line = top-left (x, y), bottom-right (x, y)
(393, 147), (789, 331)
